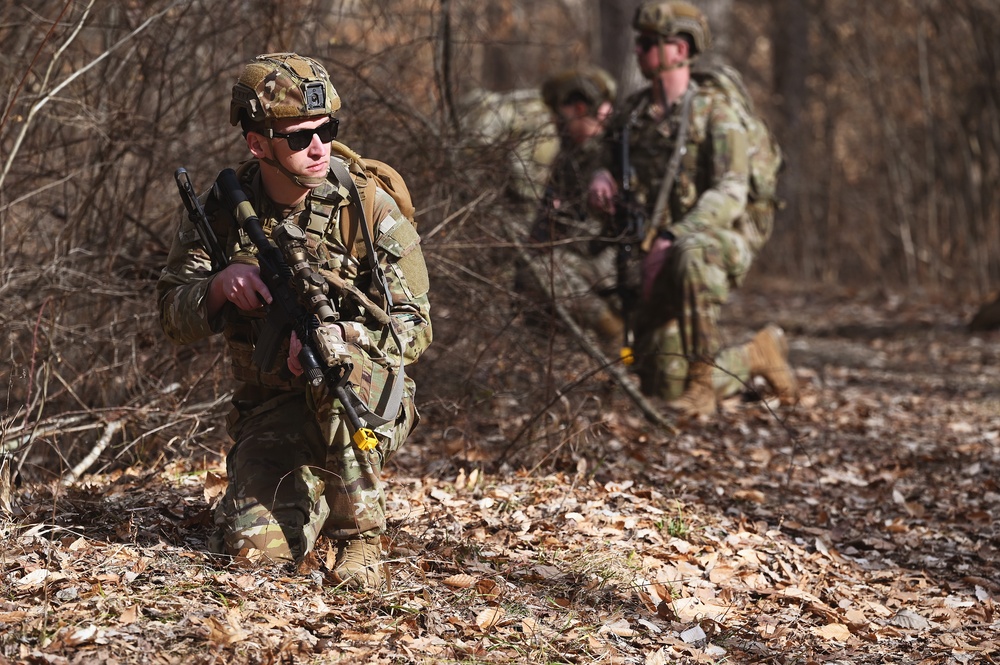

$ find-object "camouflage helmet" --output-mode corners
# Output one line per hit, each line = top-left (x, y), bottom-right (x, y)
(229, 52), (341, 127)
(541, 66), (617, 114)
(632, 1), (712, 54)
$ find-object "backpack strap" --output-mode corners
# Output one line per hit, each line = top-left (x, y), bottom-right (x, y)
(329, 141), (378, 260)
(329, 159), (389, 305)
(328, 156), (406, 429)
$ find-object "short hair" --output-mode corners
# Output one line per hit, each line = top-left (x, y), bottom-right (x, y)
(239, 113), (265, 137)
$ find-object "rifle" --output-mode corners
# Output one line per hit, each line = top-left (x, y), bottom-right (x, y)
(174, 167), (228, 273)
(614, 118), (644, 365)
(173, 166), (378, 451)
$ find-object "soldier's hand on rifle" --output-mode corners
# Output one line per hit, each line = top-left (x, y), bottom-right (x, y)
(588, 169), (618, 214)
(289, 325), (352, 379)
(208, 263), (272, 315)
(641, 235), (673, 301)
(287, 330), (304, 376)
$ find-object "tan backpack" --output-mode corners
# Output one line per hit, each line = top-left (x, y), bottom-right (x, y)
(329, 141), (416, 260)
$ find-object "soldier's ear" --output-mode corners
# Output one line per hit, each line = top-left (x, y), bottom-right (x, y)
(246, 131), (268, 159)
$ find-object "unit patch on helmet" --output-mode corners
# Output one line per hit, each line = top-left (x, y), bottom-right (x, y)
(304, 82), (326, 112)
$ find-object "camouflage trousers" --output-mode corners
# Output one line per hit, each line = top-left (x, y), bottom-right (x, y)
(516, 243), (621, 341)
(633, 225), (756, 400)
(209, 385), (416, 562)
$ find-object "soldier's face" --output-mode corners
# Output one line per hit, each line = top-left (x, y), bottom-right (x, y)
(557, 103), (602, 146)
(635, 32), (684, 78)
(264, 116), (333, 180)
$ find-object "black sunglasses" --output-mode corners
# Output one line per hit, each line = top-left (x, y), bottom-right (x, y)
(269, 118), (339, 151)
(635, 35), (661, 52)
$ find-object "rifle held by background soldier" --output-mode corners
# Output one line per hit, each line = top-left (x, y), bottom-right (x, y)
(614, 121), (645, 364)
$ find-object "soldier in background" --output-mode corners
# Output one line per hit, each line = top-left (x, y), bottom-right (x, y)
(157, 53), (431, 588)
(589, 1), (798, 416)
(460, 88), (560, 205)
(518, 67), (624, 344)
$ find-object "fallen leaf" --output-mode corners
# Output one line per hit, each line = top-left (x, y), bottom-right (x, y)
(888, 609), (930, 630)
(733, 489), (766, 504)
(16, 569), (49, 587)
(599, 618), (635, 637)
(119, 605), (139, 625)
(475, 578), (501, 600)
(773, 586), (824, 604)
(709, 566), (736, 584)
(204, 471), (226, 504)
(475, 606), (505, 630)
(646, 647), (671, 665)
(680, 624), (707, 643)
(200, 615), (249, 645)
(844, 608), (868, 626)
(814, 623), (852, 641)
(295, 550), (321, 575)
(442, 574), (476, 589)
(62, 624), (100, 647)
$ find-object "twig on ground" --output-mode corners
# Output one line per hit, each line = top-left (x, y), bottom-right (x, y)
(62, 419), (124, 485)
(505, 227), (673, 431)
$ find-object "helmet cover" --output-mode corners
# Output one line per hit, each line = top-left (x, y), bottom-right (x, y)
(230, 52), (341, 127)
(632, 1), (712, 54)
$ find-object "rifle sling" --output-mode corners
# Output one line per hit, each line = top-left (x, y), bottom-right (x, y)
(648, 85), (696, 241)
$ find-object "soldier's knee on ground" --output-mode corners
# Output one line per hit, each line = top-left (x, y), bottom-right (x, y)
(211, 491), (331, 563)
(212, 511), (299, 562)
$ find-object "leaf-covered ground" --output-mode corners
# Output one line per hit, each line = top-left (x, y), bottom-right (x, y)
(2, 280), (999, 664)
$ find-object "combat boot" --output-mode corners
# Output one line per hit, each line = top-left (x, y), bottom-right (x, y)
(333, 537), (383, 590)
(667, 361), (717, 417)
(748, 325), (798, 405)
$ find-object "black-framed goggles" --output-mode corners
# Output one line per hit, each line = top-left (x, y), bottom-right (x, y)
(269, 118), (339, 151)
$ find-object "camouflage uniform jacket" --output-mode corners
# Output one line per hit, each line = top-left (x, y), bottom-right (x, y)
(461, 88), (559, 203)
(529, 135), (606, 254)
(606, 78), (750, 242)
(156, 157), (432, 412)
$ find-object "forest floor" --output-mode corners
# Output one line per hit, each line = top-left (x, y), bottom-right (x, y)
(2, 279), (999, 664)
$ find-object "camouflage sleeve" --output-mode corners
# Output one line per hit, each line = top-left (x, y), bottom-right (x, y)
(344, 187), (432, 368)
(670, 93), (750, 239)
(155, 209), (225, 345)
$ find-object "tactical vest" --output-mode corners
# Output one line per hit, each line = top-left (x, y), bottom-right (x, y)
(209, 155), (417, 430)
(213, 160), (404, 390)
(212, 161), (356, 389)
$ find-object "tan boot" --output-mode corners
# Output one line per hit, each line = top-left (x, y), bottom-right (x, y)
(748, 325), (799, 405)
(333, 537), (383, 590)
(667, 361), (717, 417)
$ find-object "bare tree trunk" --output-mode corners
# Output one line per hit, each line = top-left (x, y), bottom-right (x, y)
(771, 0), (811, 276)
(481, 3), (515, 90)
(596, 0), (643, 99)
